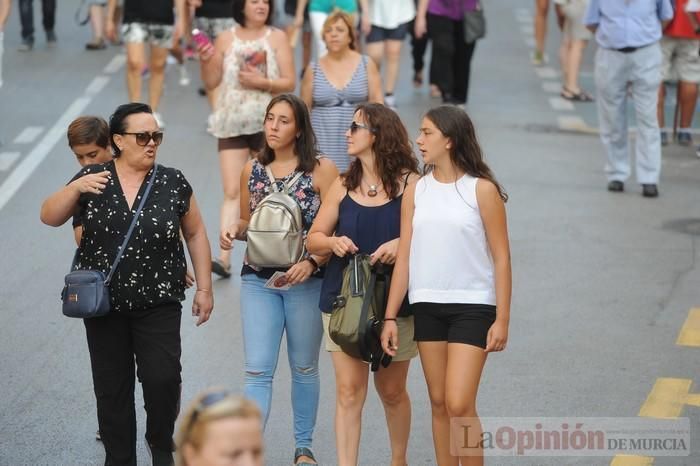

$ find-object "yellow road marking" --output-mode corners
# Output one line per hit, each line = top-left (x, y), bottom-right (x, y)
(610, 455), (654, 466)
(676, 308), (700, 347)
(638, 378), (698, 418)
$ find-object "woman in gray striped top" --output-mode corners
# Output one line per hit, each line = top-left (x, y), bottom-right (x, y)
(301, 9), (383, 172)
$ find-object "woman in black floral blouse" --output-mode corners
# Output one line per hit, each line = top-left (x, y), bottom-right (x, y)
(40, 103), (214, 466)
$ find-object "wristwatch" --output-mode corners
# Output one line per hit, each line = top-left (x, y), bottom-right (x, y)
(305, 256), (320, 273)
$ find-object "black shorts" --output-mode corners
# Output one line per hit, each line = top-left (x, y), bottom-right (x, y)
(412, 302), (497, 349)
(365, 21), (410, 43)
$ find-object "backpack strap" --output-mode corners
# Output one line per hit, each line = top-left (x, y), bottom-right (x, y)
(264, 164), (304, 194)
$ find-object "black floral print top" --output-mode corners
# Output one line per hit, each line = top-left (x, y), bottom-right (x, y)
(71, 161), (192, 312)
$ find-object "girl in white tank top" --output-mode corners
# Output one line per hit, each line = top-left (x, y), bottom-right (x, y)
(381, 105), (512, 465)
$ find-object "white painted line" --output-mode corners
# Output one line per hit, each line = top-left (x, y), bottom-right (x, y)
(85, 76), (110, 96)
(103, 54), (126, 74)
(535, 67), (559, 79)
(542, 81), (562, 93)
(13, 126), (44, 144)
(516, 15), (533, 23)
(0, 152), (21, 171)
(549, 97), (575, 111)
(520, 25), (534, 35)
(0, 97), (91, 212)
(524, 38), (536, 48)
(558, 116), (587, 130)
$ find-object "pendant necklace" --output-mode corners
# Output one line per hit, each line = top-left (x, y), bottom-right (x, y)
(363, 178), (380, 197)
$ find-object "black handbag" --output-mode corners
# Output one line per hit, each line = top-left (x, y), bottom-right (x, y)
(61, 165), (158, 319)
(463, 1), (486, 43)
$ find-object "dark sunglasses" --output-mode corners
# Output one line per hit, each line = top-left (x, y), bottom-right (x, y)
(121, 131), (164, 146)
(349, 121), (374, 134)
(187, 390), (231, 431)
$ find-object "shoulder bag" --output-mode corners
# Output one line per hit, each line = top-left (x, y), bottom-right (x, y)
(464, 1), (486, 43)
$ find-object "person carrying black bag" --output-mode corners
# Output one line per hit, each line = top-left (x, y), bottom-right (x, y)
(40, 103), (214, 466)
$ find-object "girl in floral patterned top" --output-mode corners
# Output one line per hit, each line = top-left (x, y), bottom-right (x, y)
(220, 94), (337, 466)
(198, 0), (296, 279)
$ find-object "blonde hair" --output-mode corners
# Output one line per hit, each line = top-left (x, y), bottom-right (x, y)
(175, 389), (262, 466)
(321, 10), (357, 50)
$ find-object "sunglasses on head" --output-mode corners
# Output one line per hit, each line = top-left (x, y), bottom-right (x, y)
(121, 131), (164, 146)
(187, 390), (231, 431)
(349, 121), (374, 134)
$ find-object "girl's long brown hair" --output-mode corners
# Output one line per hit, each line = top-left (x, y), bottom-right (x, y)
(343, 104), (419, 198)
(424, 106), (508, 202)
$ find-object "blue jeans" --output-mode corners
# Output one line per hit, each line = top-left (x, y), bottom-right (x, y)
(240, 274), (323, 450)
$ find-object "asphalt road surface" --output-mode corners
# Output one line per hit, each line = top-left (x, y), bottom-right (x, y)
(0, 1), (698, 465)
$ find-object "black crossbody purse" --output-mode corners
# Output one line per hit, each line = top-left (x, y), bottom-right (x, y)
(61, 165), (158, 319)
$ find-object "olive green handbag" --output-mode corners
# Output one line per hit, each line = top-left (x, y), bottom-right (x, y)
(329, 254), (392, 371)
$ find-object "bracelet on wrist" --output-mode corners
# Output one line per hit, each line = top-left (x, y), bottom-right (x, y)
(305, 256), (319, 269)
(196, 288), (211, 293)
(384, 317), (397, 322)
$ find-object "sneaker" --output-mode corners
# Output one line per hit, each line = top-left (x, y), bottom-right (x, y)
(661, 131), (668, 147)
(96, 430), (102, 441)
(531, 50), (547, 66)
(153, 112), (165, 129)
(677, 131), (692, 146)
(17, 40), (33, 52)
(384, 94), (397, 110)
(178, 65), (190, 86)
(46, 30), (56, 47)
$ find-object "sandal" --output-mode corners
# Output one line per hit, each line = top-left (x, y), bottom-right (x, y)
(294, 447), (317, 465)
(560, 87), (594, 102)
(211, 258), (231, 278)
(85, 39), (107, 50)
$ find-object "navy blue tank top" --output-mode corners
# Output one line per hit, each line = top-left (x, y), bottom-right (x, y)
(319, 190), (411, 316)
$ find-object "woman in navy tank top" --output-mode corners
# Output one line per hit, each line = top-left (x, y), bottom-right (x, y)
(382, 106), (512, 466)
(307, 103), (419, 466)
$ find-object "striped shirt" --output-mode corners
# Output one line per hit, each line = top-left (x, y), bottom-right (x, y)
(310, 55), (369, 172)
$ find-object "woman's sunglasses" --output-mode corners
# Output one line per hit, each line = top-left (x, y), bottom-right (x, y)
(349, 121), (374, 134)
(121, 131), (164, 146)
(187, 390), (231, 431)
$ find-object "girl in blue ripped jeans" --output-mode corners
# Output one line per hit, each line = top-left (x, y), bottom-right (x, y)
(220, 93), (338, 466)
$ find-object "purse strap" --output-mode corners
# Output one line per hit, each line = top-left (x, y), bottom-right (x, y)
(104, 165), (159, 285)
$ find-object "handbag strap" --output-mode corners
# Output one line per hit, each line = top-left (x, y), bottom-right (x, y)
(265, 165), (305, 194)
(104, 165), (159, 285)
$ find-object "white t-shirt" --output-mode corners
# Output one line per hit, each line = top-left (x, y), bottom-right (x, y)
(370, 0), (416, 30)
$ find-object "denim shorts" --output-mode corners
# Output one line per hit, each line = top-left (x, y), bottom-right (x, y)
(365, 21), (410, 43)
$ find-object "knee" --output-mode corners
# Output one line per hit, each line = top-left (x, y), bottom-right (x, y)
(446, 396), (477, 418)
(336, 383), (367, 411)
(149, 59), (166, 74)
(428, 392), (448, 417)
(291, 363), (319, 382)
(223, 181), (241, 201)
(245, 367), (274, 386)
(141, 367), (180, 392)
(127, 56), (145, 73)
(376, 384), (408, 408)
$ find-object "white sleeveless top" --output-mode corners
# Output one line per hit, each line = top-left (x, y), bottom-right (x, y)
(408, 172), (496, 305)
(208, 27), (280, 138)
